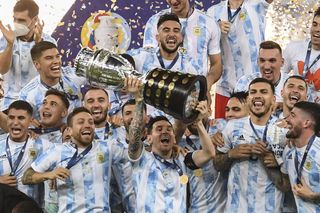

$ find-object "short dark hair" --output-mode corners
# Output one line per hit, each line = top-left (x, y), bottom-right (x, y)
(81, 85), (109, 101)
(283, 75), (308, 91)
(67, 107), (91, 127)
(229, 91), (248, 104)
(314, 6), (320, 18)
(45, 89), (70, 109)
(294, 101), (320, 136)
(259, 40), (282, 55)
(157, 13), (181, 29)
(30, 41), (58, 60)
(8, 100), (33, 116)
(249, 77), (275, 94)
(146, 115), (172, 134)
(121, 99), (147, 115)
(13, 0), (39, 18)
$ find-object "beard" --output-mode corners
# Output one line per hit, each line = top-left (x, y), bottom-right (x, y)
(160, 40), (181, 54)
(93, 112), (108, 126)
(286, 125), (302, 139)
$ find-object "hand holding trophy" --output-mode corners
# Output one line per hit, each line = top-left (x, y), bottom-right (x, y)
(75, 48), (207, 123)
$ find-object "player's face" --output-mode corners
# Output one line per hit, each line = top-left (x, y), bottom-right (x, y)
(157, 20), (182, 54)
(285, 107), (305, 139)
(311, 15), (320, 49)
(167, 0), (190, 16)
(7, 108), (32, 142)
(281, 78), (307, 111)
(258, 48), (283, 84)
(149, 120), (175, 156)
(247, 82), (275, 118)
(70, 112), (95, 148)
(83, 89), (110, 126)
(34, 48), (62, 81)
(225, 97), (248, 120)
(40, 94), (67, 128)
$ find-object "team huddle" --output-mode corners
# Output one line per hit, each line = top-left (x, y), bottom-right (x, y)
(0, 0), (320, 213)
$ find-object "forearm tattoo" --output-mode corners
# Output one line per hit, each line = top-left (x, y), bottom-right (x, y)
(22, 167), (36, 185)
(128, 100), (144, 158)
(264, 165), (290, 192)
(213, 152), (234, 172)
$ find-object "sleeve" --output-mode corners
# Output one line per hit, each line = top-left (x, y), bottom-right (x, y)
(0, 37), (9, 52)
(142, 15), (159, 48)
(217, 122), (233, 153)
(31, 146), (59, 173)
(235, 76), (250, 92)
(207, 18), (221, 55)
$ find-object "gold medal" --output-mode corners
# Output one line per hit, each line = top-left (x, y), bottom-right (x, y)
(194, 169), (203, 177)
(180, 174), (189, 184)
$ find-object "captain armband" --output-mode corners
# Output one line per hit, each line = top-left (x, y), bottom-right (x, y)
(184, 152), (200, 170)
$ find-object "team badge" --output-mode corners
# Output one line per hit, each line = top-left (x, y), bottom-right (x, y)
(29, 148), (37, 158)
(193, 27), (201, 36)
(97, 152), (105, 163)
(305, 160), (312, 171)
(239, 12), (246, 20)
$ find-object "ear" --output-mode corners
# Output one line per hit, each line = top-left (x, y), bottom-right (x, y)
(61, 108), (68, 118)
(33, 60), (41, 71)
(281, 57), (284, 67)
(147, 134), (152, 145)
(304, 119), (313, 129)
(156, 33), (160, 44)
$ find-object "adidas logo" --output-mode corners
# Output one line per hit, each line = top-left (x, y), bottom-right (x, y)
(238, 135), (245, 140)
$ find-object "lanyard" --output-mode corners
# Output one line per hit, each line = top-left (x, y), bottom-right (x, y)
(180, 6), (194, 48)
(249, 118), (270, 143)
(153, 153), (183, 176)
(294, 134), (316, 184)
(94, 123), (110, 140)
(6, 136), (29, 176)
(40, 78), (79, 100)
(66, 143), (93, 169)
(303, 41), (320, 79)
(157, 50), (180, 70)
(30, 126), (60, 134)
(227, 0), (243, 23)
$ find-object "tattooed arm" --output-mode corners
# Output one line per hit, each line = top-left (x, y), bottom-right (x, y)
(125, 77), (145, 160)
(262, 162), (291, 192)
(213, 151), (234, 172)
(22, 167), (70, 185)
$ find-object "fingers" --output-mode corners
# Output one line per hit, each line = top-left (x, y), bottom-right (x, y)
(219, 20), (231, 34)
(54, 168), (70, 181)
(210, 132), (224, 147)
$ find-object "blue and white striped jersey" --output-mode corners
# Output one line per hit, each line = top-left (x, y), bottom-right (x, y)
(281, 137), (320, 213)
(218, 116), (285, 213)
(179, 135), (227, 213)
(0, 134), (52, 203)
(31, 140), (126, 213)
(0, 34), (56, 110)
(207, 0), (270, 97)
(19, 66), (84, 120)
(143, 8), (221, 77)
(130, 148), (188, 213)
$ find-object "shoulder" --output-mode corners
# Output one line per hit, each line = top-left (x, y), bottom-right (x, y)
(20, 77), (40, 94)
(146, 9), (169, 23)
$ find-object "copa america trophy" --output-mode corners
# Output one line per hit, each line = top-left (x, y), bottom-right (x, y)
(75, 48), (207, 123)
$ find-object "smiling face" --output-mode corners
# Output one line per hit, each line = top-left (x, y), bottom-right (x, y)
(34, 48), (62, 84)
(281, 77), (307, 111)
(311, 15), (320, 50)
(70, 112), (95, 148)
(225, 97), (248, 120)
(166, 0), (190, 17)
(248, 82), (275, 118)
(83, 89), (110, 127)
(156, 20), (182, 54)
(7, 108), (32, 142)
(148, 120), (175, 158)
(285, 107), (306, 139)
(39, 94), (68, 128)
(258, 48), (283, 84)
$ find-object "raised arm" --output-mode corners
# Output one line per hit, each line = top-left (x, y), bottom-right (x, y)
(190, 101), (216, 167)
(0, 21), (15, 74)
(126, 77), (145, 160)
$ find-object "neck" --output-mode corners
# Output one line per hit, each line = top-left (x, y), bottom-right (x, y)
(95, 120), (107, 128)
(153, 149), (173, 160)
(41, 122), (63, 130)
(41, 77), (60, 87)
(272, 72), (281, 85)
(229, 0), (244, 9)
(312, 43), (320, 51)
(294, 132), (315, 148)
(250, 111), (271, 125)
(282, 105), (291, 118)
(160, 48), (178, 60)
(72, 139), (91, 149)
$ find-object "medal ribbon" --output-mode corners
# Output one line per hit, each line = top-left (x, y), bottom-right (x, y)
(303, 41), (320, 79)
(6, 135), (29, 176)
(40, 78), (79, 100)
(94, 123), (110, 140)
(66, 143), (93, 169)
(227, 0), (243, 23)
(249, 118), (270, 143)
(294, 134), (316, 184)
(157, 50), (180, 70)
(30, 126), (60, 134)
(153, 153), (183, 176)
